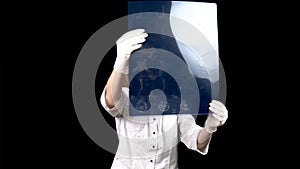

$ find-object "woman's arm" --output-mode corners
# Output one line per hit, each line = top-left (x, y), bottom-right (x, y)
(197, 129), (212, 152)
(197, 100), (229, 152)
(105, 71), (126, 109)
(104, 29), (148, 109)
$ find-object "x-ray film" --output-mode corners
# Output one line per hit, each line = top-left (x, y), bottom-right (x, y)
(128, 1), (219, 116)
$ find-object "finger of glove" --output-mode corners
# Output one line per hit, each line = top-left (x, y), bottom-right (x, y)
(118, 44), (142, 56)
(129, 44), (143, 52)
(211, 112), (224, 122)
(212, 100), (225, 107)
(209, 101), (226, 112)
(209, 107), (224, 121)
(117, 29), (146, 43)
(121, 29), (145, 38)
(119, 44), (143, 56)
(210, 102), (227, 119)
(117, 36), (147, 47)
(125, 35), (147, 45)
(209, 104), (225, 118)
(209, 108), (228, 124)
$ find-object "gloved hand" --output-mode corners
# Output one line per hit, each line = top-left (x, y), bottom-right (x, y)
(204, 100), (228, 133)
(113, 29), (148, 74)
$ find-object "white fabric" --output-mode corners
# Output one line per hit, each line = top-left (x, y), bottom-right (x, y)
(100, 87), (210, 169)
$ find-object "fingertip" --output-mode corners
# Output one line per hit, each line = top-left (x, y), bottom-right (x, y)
(141, 33), (148, 38)
(122, 29), (146, 38)
(137, 28), (145, 32)
(209, 102), (218, 108)
(212, 100), (223, 106)
(134, 44), (142, 50)
(134, 28), (145, 34)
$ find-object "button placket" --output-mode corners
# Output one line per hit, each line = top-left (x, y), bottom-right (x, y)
(147, 116), (159, 169)
(151, 117), (158, 150)
(150, 117), (158, 137)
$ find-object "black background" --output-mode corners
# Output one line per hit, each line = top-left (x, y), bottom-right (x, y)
(3, 0), (292, 168)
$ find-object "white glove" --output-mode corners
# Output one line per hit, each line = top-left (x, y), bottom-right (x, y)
(113, 29), (148, 74)
(204, 100), (228, 133)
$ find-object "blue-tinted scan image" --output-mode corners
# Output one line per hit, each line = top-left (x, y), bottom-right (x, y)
(128, 1), (219, 116)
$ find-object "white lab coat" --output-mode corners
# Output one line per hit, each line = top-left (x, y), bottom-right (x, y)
(100, 87), (210, 169)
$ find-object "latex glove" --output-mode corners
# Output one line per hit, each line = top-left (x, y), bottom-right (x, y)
(113, 29), (148, 74)
(204, 100), (228, 133)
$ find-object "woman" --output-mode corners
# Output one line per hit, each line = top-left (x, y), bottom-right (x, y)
(100, 29), (228, 169)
